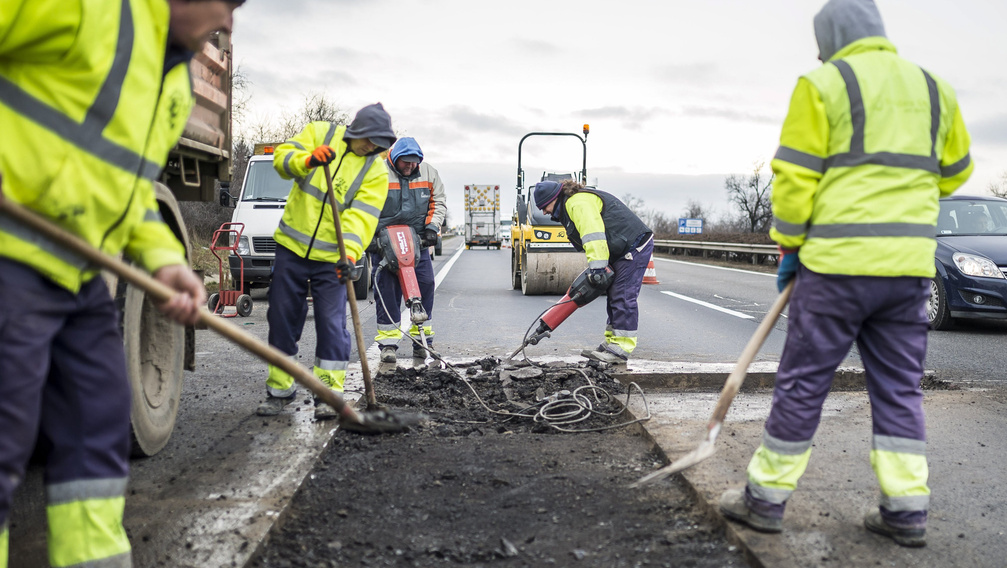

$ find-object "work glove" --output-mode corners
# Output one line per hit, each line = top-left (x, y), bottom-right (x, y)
(421, 229), (438, 247)
(586, 266), (613, 291)
(776, 247), (800, 292)
(305, 145), (337, 168)
(335, 257), (361, 283)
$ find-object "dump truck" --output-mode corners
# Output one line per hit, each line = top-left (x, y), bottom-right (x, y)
(105, 32), (235, 457)
(464, 184), (502, 249)
(509, 127), (590, 295)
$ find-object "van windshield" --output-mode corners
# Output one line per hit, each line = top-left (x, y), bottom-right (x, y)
(242, 161), (291, 201)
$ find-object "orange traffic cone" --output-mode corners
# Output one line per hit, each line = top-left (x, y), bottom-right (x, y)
(642, 254), (660, 284)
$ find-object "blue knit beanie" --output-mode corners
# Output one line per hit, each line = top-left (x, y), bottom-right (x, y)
(533, 181), (562, 210)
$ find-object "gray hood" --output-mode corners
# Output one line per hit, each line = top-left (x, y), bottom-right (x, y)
(344, 102), (396, 155)
(813, 0), (886, 61)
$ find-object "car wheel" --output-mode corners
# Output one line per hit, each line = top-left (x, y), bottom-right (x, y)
(928, 277), (953, 330)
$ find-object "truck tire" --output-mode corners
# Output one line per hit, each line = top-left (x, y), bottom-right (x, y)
(118, 280), (184, 457)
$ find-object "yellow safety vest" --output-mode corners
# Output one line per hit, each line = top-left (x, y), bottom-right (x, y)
(0, 0), (189, 292)
(770, 37), (973, 277)
(273, 122), (389, 263)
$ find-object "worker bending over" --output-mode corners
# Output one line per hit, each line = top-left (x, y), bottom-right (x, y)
(533, 180), (653, 364)
(257, 104), (394, 420)
(719, 0), (972, 548)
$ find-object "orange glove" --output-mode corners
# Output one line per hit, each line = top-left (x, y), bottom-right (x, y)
(306, 145), (336, 167)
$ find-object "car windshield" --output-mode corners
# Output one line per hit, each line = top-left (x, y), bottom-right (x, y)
(937, 200), (1007, 236)
(241, 160), (291, 201)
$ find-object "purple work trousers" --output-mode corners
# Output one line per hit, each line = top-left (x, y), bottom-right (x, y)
(0, 259), (132, 526)
(749, 265), (930, 527)
(606, 238), (653, 337)
(267, 245), (350, 363)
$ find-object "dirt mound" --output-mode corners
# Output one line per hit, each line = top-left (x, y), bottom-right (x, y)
(249, 358), (747, 567)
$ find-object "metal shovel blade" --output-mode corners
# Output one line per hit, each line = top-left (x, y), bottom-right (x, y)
(339, 409), (426, 435)
(629, 429), (719, 488)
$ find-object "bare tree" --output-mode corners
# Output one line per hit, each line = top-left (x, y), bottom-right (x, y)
(989, 170), (1007, 199)
(681, 199), (707, 220)
(725, 161), (774, 233)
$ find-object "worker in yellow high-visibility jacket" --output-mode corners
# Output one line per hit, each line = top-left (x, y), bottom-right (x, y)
(719, 0), (972, 548)
(256, 104), (394, 420)
(0, 1), (244, 566)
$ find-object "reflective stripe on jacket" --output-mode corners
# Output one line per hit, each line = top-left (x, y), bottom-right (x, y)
(272, 122), (389, 263)
(0, 0), (190, 292)
(770, 36), (972, 277)
(555, 189), (651, 269)
(377, 160), (446, 236)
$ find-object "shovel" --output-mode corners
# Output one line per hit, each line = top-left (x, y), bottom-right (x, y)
(630, 282), (793, 487)
(322, 163), (380, 410)
(0, 180), (414, 434)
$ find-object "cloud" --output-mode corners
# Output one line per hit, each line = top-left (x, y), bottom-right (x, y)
(577, 106), (668, 130)
(653, 62), (719, 86)
(969, 114), (1007, 146)
(680, 105), (780, 125)
(441, 106), (529, 138)
(511, 38), (562, 57)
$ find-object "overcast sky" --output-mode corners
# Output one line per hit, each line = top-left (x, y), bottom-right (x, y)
(230, 0), (1007, 226)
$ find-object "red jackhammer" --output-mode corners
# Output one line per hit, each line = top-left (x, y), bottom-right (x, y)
(375, 225), (434, 357)
(505, 266), (613, 362)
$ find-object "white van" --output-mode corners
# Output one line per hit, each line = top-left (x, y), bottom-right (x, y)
(220, 144), (370, 299)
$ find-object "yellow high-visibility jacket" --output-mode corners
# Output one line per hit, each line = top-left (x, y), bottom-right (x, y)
(0, 0), (190, 293)
(273, 122), (389, 263)
(770, 37), (973, 277)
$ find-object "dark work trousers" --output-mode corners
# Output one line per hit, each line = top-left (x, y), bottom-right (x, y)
(749, 265), (931, 527)
(0, 259), (131, 527)
(606, 237), (653, 336)
(370, 248), (435, 344)
(267, 245), (349, 365)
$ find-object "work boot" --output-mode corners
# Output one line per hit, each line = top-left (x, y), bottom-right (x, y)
(719, 488), (783, 533)
(864, 511), (926, 547)
(380, 346), (397, 364)
(314, 399), (339, 421)
(580, 344), (628, 365)
(255, 394), (295, 416)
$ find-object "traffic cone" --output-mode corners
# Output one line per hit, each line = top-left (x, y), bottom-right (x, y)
(642, 254), (660, 284)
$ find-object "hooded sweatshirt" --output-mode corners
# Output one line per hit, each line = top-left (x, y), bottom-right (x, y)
(343, 102), (397, 154)
(813, 0), (886, 62)
(375, 137), (447, 238)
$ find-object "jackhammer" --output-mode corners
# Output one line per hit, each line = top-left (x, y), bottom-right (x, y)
(506, 266), (613, 362)
(375, 225), (436, 362)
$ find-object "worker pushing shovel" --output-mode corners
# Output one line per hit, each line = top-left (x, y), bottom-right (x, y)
(638, 0), (974, 548)
(0, 183), (419, 434)
(255, 104), (396, 419)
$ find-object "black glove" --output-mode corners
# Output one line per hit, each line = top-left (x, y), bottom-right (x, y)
(586, 267), (613, 290)
(334, 258), (361, 283)
(422, 229), (438, 247)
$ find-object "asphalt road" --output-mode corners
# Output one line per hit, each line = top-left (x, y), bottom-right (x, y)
(8, 235), (1006, 566)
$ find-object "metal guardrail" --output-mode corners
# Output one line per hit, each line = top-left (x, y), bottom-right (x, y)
(653, 239), (779, 266)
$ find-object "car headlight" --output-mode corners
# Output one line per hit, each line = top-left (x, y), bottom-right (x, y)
(952, 252), (1004, 279)
(236, 236), (251, 256)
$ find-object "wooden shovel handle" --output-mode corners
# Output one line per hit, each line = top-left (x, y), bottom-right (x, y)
(0, 190), (362, 423)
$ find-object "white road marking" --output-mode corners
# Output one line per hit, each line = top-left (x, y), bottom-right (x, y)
(653, 256), (775, 277)
(660, 290), (755, 319)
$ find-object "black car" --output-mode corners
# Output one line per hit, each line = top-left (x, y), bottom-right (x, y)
(929, 195), (1007, 329)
